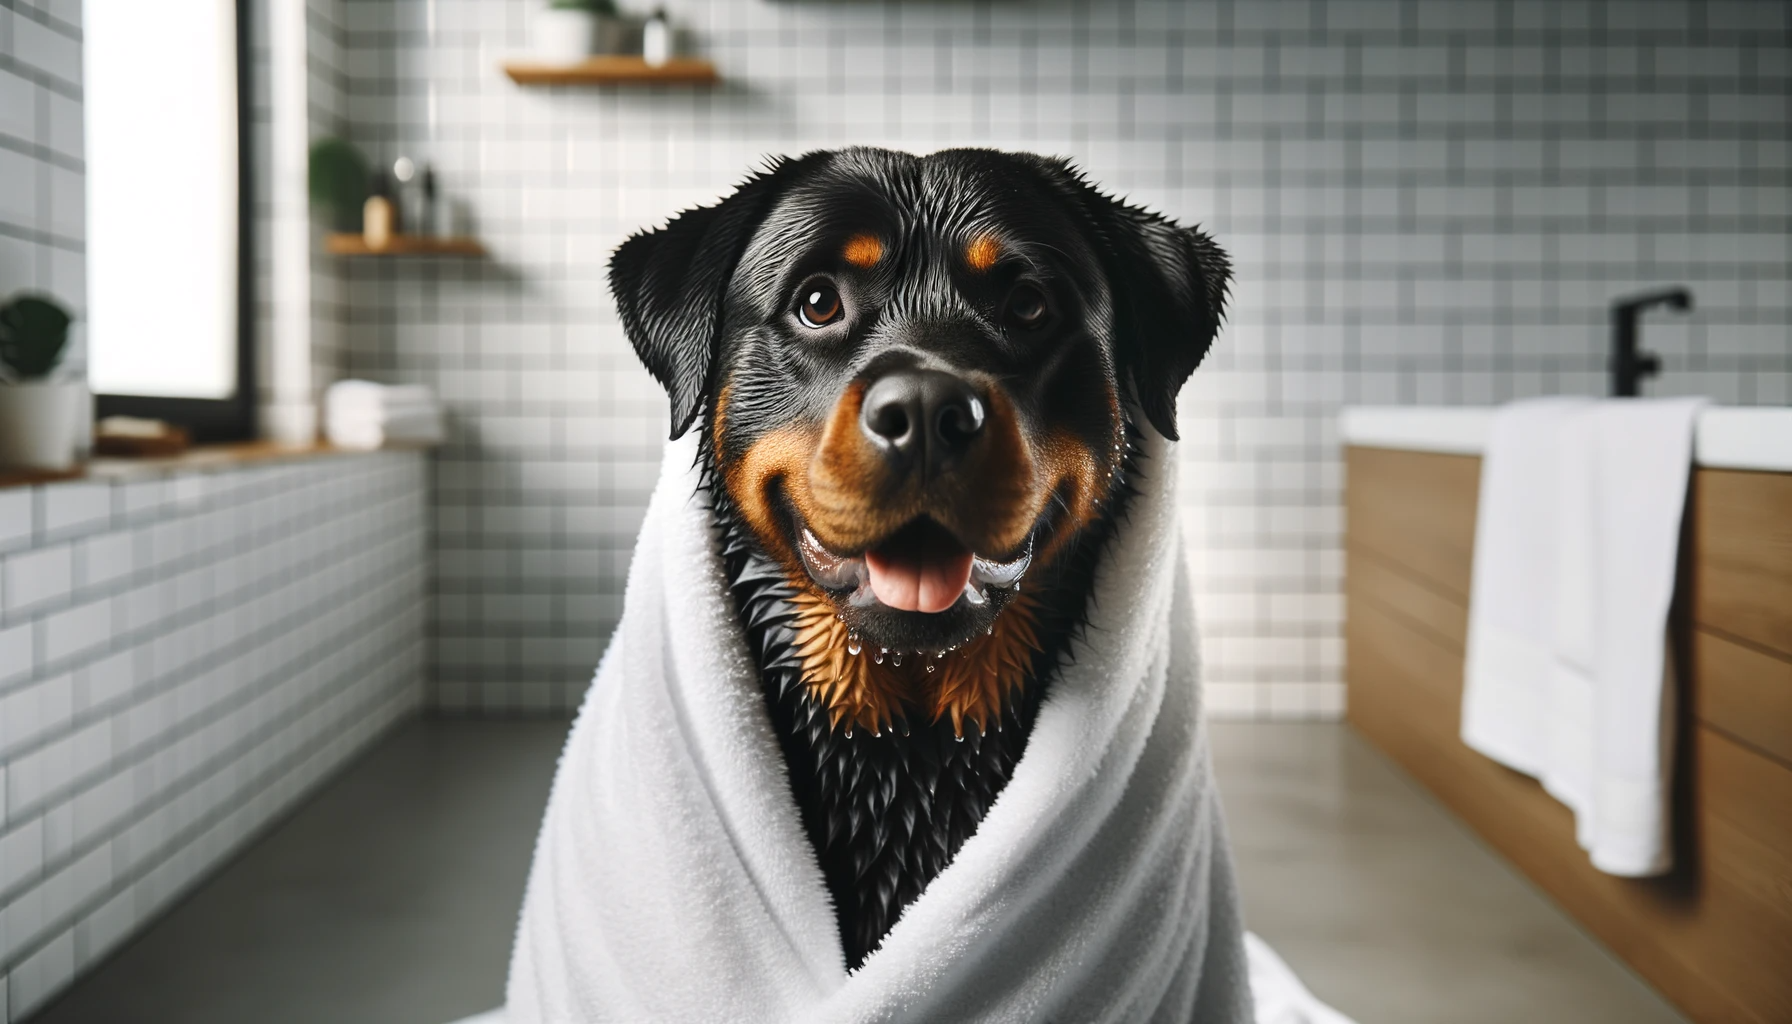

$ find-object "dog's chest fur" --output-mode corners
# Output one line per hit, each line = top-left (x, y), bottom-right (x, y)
(703, 443), (1139, 968)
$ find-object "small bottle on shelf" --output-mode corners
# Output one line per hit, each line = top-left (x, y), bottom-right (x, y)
(363, 171), (394, 250)
(642, 7), (670, 68)
(392, 156), (419, 236)
(421, 164), (439, 238)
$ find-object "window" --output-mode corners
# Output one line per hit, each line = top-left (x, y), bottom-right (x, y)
(85, 0), (253, 440)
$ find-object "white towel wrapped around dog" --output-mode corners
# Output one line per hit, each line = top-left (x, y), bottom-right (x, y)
(499, 427), (1350, 1024)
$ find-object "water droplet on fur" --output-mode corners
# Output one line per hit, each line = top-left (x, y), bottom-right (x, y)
(874, 647), (886, 664)
(936, 650), (945, 659)
(844, 729), (853, 739)
(986, 624), (994, 635)
(847, 630), (862, 656)
(892, 651), (904, 666)
(955, 733), (964, 743)
(925, 663), (935, 674)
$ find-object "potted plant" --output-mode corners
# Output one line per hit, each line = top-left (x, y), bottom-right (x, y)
(308, 136), (371, 232)
(0, 293), (80, 471)
(535, 0), (622, 63)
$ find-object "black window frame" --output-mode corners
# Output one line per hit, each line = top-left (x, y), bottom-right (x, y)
(94, 0), (256, 444)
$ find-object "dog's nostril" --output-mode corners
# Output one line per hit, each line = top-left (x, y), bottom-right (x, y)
(861, 375), (923, 452)
(935, 394), (984, 449)
(866, 403), (911, 443)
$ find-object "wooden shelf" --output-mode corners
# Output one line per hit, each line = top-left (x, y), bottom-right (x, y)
(325, 234), (485, 257)
(502, 55), (718, 86)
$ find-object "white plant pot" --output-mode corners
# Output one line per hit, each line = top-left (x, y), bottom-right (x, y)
(0, 380), (82, 471)
(535, 9), (598, 62)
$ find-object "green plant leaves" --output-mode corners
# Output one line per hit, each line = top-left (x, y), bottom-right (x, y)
(0, 294), (74, 381)
(308, 136), (370, 232)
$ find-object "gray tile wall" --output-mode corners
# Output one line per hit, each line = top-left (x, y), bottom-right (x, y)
(0, 0), (84, 376)
(0, 452), (428, 1022)
(341, 0), (1789, 718)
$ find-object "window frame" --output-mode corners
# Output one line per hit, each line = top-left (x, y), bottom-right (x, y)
(92, 0), (256, 444)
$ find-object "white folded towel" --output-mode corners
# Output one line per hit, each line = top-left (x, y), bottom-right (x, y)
(1462, 396), (1706, 877)
(495, 428), (1353, 1023)
(324, 379), (444, 450)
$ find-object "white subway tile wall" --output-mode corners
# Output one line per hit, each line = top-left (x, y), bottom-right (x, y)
(0, 452), (428, 1022)
(336, 0), (1789, 717)
(0, 0), (84, 375)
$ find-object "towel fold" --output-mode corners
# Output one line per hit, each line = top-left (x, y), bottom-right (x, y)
(1461, 396), (1705, 877)
(498, 428), (1353, 1023)
(324, 379), (444, 450)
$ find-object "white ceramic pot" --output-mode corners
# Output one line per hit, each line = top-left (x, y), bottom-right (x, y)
(0, 380), (82, 471)
(534, 8), (598, 62)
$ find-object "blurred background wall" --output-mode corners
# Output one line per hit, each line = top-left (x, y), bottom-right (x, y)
(0, 3), (84, 378)
(331, 0), (1789, 718)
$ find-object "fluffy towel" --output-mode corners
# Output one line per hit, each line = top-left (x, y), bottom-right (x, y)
(500, 427), (1351, 1023)
(324, 379), (445, 450)
(1461, 396), (1706, 877)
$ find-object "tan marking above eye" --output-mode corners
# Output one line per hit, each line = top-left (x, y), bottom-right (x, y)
(965, 234), (1002, 272)
(842, 234), (883, 268)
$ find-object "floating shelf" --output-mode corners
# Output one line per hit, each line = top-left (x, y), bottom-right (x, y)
(325, 234), (486, 257)
(502, 55), (718, 86)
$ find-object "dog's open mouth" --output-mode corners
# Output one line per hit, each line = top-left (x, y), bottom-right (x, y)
(797, 518), (1033, 614)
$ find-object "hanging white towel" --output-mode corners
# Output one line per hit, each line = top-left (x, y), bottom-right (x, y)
(1462, 396), (1705, 877)
(489, 427), (1353, 1023)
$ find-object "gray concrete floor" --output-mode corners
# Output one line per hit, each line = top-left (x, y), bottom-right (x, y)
(1216, 723), (1687, 1024)
(29, 720), (1688, 1023)
(31, 720), (567, 1024)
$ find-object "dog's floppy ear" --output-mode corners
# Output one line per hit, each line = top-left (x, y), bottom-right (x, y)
(1042, 160), (1231, 441)
(610, 154), (825, 439)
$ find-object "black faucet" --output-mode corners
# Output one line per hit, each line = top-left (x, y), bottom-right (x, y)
(1610, 287), (1693, 397)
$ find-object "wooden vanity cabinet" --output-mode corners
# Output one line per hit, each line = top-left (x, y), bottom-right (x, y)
(1345, 446), (1792, 1024)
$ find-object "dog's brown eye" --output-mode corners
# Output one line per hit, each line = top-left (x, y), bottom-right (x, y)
(1006, 284), (1049, 329)
(797, 284), (843, 328)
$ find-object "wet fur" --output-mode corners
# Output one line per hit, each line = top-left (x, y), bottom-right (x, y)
(702, 426), (1143, 966)
(609, 147), (1228, 969)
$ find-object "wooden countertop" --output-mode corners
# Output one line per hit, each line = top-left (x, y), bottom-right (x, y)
(0, 440), (430, 491)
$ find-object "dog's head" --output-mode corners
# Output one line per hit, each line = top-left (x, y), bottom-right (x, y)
(612, 147), (1228, 659)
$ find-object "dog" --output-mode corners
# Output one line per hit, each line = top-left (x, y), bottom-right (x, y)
(609, 146), (1229, 969)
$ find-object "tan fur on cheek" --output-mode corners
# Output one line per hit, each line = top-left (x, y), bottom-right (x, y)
(722, 422), (825, 570)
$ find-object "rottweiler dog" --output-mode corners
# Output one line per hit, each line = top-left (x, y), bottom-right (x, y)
(610, 147), (1229, 968)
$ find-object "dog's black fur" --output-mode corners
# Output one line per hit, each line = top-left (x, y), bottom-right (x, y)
(610, 147), (1228, 967)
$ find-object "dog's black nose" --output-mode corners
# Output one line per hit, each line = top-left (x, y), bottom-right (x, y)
(861, 368), (986, 474)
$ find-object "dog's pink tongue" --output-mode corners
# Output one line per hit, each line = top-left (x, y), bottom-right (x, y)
(865, 536), (974, 614)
